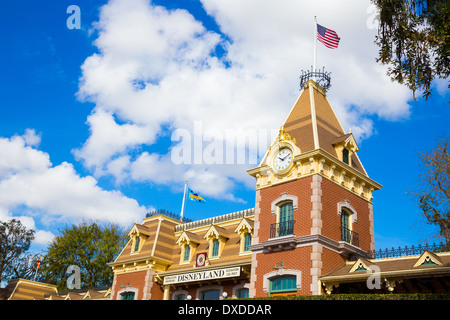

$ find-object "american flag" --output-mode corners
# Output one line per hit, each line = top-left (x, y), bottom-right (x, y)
(317, 24), (340, 49)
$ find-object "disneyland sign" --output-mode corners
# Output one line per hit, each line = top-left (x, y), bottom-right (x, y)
(163, 266), (241, 285)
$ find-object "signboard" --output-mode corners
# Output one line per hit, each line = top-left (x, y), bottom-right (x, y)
(163, 266), (241, 285)
(196, 252), (207, 268)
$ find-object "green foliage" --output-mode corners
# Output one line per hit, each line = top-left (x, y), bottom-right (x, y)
(40, 221), (127, 291)
(409, 137), (450, 244)
(241, 293), (450, 300)
(0, 219), (35, 283)
(373, 0), (449, 100)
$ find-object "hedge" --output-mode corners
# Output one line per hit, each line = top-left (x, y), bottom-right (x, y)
(242, 293), (450, 300)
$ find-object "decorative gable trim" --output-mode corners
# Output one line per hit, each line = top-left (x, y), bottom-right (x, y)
(204, 225), (229, 241)
(332, 133), (359, 153)
(413, 250), (443, 268)
(349, 258), (373, 273)
(235, 218), (254, 235)
(176, 231), (201, 246)
(128, 224), (151, 238)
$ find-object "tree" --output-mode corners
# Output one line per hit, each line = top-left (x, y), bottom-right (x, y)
(373, 0), (449, 100)
(0, 219), (36, 284)
(409, 137), (450, 244)
(41, 221), (127, 290)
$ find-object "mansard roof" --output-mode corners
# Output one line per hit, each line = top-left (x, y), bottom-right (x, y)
(280, 80), (366, 175)
(109, 209), (255, 272)
(321, 251), (450, 280)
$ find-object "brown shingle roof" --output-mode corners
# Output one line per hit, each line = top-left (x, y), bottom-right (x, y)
(5, 279), (58, 300)
(282, 81), (367, 176)
(321, 252), (450, 281)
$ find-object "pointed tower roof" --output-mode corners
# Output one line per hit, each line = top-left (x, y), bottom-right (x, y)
(281, 79), (366, 175)
(248, 75), (381, 201)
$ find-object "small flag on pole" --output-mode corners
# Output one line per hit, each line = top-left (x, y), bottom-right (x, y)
(316, 24), (340, 49)
(188, 188), (206, 203)
(33, 257), (41, 281)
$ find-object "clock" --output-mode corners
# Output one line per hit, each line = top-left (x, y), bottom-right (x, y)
(273, 148), (293, 172)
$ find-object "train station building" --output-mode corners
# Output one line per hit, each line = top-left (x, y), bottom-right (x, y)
(108, 74), (450, 300)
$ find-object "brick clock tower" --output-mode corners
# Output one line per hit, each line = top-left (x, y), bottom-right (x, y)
(247, 71), (382, 297)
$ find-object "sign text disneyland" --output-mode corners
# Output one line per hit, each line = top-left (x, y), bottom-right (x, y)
(163, 266), (241, 285)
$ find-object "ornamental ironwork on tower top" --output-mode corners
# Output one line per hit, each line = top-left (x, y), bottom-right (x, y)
(300, 66), (331, 91)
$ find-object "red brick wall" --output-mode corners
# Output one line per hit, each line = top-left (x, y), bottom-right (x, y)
(151, 279), (165, 300)
(166, 279), (250, 300)
(320, 178), (372, 251)
(112, 270), (147, 300)
(253, 247), (312, 297)
(253, 174), (372, 297)
(258, 177), (313, 242)
(321, 247), (347, 276)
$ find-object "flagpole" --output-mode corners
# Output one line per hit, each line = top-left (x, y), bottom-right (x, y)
(33, 257), (41, 282)
(180, 181), (188, 221)
(313, 16), (317, 81)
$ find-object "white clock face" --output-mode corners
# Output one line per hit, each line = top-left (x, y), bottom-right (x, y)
(274, 149), (292, 172)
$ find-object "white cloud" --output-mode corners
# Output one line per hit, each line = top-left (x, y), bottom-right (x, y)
(34, 229), (55, 246)
(0, 132), (147, 230)
(0, 132), (50, 179)
(75, 0), (415, 200)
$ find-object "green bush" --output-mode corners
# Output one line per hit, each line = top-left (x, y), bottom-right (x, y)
(242, 293), (450, 300)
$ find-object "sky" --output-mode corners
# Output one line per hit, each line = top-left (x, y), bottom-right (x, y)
(0, 0), (448, 254)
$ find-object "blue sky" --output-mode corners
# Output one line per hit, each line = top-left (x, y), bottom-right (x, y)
(0, 0), (448, 253)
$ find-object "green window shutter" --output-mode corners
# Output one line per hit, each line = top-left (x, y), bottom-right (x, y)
(243, 233), (252, 252)
(120, 292), (135, 300)
(279, 202), (294, 236)
(238, 288), (249, 298)
(341, 209), (350, 242)
(270, 276), (297, 293)
(343, 148), (349, 164)
(212, 238), (219, 257)
(134, 236), (140, 252)
(183, 244), (190, 261)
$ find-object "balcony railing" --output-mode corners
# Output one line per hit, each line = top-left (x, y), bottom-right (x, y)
(270, 220), (295, 238)
(340, 226), (359, 247)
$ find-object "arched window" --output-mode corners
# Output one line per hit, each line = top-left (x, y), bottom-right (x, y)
(340, 209), (350, 242)
(201, 289), (221, 300)
(237, 288), (249, 298)
(274, 202), (294, 237)
(120, 292), (135, 300)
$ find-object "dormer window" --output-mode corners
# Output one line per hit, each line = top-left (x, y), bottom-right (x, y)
(342, 148), (349, 165)
(204, 225), (229, 259)
(332, 133), (359, 167)
(128, 223), (150, 254)
(176, 231), (200, 264)
(133, 236), (140, 253)
(243, 233), (252, 252)
(211, 239), (220, 257)
(235, 218), (254, 255)
(183, 244), (191, 262)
